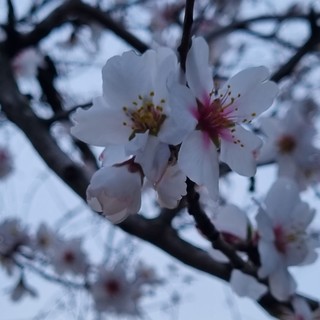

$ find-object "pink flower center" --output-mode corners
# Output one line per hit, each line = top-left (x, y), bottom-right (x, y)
(277, 134), (296, 154)
(122, 91), (166, 139)
(104, 279), (121, 296)
(195, 86), (245, 148)
(63, 251), (75, 264)
(274, 225), (298, 254)
(274, 225), (287, 254)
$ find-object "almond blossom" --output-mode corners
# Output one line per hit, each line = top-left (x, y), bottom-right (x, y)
(11, 47), (44, 78)
(51, 238), (88, 276)
(86, 161), (143, 223)
(71, 46), (181, 180)
(168, 37), (278, 200)
(259, 106), (320, 189)
(256, 178), (317, 301)
(90, 266), (140, 315)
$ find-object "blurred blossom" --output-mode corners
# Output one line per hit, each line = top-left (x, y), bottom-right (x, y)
(259, 104), (320, 189)
(32, 223), (59, 255)
(256, 178), (317, 301)
(90, 266), (140, 315)
(51, 238), (88, 276)
(230, 269), (267, 300)
(11, 48), (44, 78)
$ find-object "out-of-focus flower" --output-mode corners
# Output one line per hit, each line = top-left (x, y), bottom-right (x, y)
(148, 1), (184, 32)
(51, 238), (88, 276)
(259, 105), (320, 189)
(0, 147), (13, 179)
(90, 266), (140, 315)
(87, 161), (143, 223)
(71, 46), (181, 180)
(33, 223), (58, 254)
(168, 37), (278, 200)
(11, 48), (44, 78)
(230, 269), (267, 300)
(256, 178), (317, 301)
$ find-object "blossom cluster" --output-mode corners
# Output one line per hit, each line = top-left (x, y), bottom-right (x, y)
(0, 219), (164, 316)
(71, 37), (278, 222)
(208, 178), (320, 314)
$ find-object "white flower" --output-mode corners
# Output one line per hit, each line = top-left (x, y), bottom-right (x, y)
(0, 147), (13, 179)
(11, 48), (44, 78)
(33, 223), (58, 254)
(168, 37), (278, 200)
(87, 161), (143, 223)
(90, 266), (140, 315)
(259, 106), (320, 189)
(230, 269), (267, 300)
(71, 46), (182, 179)
(51, 238), (88, 276)
(256, 178), (317, 301)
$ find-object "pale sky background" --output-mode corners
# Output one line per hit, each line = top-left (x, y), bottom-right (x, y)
(0, 0), (320, 319)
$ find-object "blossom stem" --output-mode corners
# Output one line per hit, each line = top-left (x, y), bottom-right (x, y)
(186, 179), (257, 277)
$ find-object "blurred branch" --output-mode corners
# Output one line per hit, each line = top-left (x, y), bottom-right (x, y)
(37, 55), (99, 170)
(186, 180), (256, 276)
(14, 0), (149, 55)
(271, 10), (320, 82)
(205, 12), (320, 41)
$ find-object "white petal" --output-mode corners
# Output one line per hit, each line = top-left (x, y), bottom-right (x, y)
(291, 297), (313, 320)
(86, 165), (142, 222)
(269, 267), (296, 301)
(214, 204), (248, 240)
(132, 135), (170, 181)
(223, 66), (270, 99)
(167, 83), (198, 137)
(107, 209), (130, 224)
(71, 97), (131, 146)
(258, 240), (281, 278)
(155, 165), (187, 208)
(232, 81), (278, 120)
(178, 131), (219, 201)
(256, 208), (275, 241)
(100, 145), (128, 166)
(220, 125), (262, 176)
(264, 178), (300, 225)
(230, 270), (267, 300)
(102, 51), (149, 108)
(186, 37), (213, 102)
